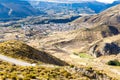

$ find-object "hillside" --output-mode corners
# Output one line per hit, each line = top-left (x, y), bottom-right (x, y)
(89, 34), (120, 57)
(73, 4), (120, 29)
(0, 40), (68, 66)
(0, 0), (120, 22)
(38, 4), (120, 57)
(0, 0), (41, 20)
(72, 5), (120, 52)
(29, 1), (120, 15)
(0, 60), (114, 80)
(32, 1), (106, 14)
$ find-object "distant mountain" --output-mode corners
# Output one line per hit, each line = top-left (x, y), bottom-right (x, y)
(107, 0), (120, 7)
(30, 1), (107, 15)
(29, 1), (120, 15)
(0, 0), (41, 19)
(0, 0), (120, 22)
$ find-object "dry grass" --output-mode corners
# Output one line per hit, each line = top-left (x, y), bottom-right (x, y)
(0, 40), (68, 66)
(0, 60), (89, 80)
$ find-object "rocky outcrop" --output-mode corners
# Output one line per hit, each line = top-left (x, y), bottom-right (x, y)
(68, 67), (113, 80)
(89, 40), (120, 57)
(89, 43), (119, 57)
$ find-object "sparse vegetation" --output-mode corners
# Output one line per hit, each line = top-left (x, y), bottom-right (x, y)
(74, 52), (93, 58)
(0, 40), (68, 66)
(0, 60), (113, 80)
(79, 53), (93, 58)
(107, 59), (120, 66)
(0, 60), (86, 80)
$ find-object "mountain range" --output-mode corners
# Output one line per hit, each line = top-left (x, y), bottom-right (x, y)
(30, 0), (120, 14)
(0, 0), (120, 21)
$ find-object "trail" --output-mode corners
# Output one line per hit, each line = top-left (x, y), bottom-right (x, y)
(0, 54), (32, 66)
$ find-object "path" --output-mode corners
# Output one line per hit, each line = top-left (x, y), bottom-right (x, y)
(0, 54), (32, 66)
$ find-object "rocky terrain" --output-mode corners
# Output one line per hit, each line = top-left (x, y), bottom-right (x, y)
(88, 34), (120, 57)
(0, 60), (114, 80)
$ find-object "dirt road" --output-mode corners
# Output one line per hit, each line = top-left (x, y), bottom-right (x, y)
(0, 54), (32, 66)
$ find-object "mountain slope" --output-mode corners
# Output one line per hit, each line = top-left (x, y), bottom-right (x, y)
(29, 1), (120, 15)
(89, 34), (120, 57)
(0, 40), (68, 66)
(73, 4), (120, 29)
(65, 4), (120, 54)
(0, 0), (41, 19)
(0, 4), (10, 18)
(107, 0), (120, 7)
(40, 4), (120, 57)
(30, 1), (107, 15)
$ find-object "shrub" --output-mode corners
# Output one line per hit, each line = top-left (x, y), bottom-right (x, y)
(70, 65), (74, 68)
(107, 60), (120, 66)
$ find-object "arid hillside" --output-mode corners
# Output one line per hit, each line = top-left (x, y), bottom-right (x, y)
(31, 4), (120, 60)
(0, 40), (68, 66)
(89, 34), (120, 57)
(73, 4), (120, 29)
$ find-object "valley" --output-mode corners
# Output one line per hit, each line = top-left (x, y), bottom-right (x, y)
(0, 0), (120, 80)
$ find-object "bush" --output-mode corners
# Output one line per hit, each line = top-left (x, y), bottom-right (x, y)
(70, 65), (74, 68)
(107, 60), (120, 66)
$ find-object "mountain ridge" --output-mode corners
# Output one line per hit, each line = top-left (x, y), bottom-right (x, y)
(73, 4), (120, 29)
(0, 0), (41, 19)
(0, 0), (120, 22)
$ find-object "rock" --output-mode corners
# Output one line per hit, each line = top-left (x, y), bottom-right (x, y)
(31, 63), (36, 66)
(103, 43), (120, 54)
(89, 42), (120, 57)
